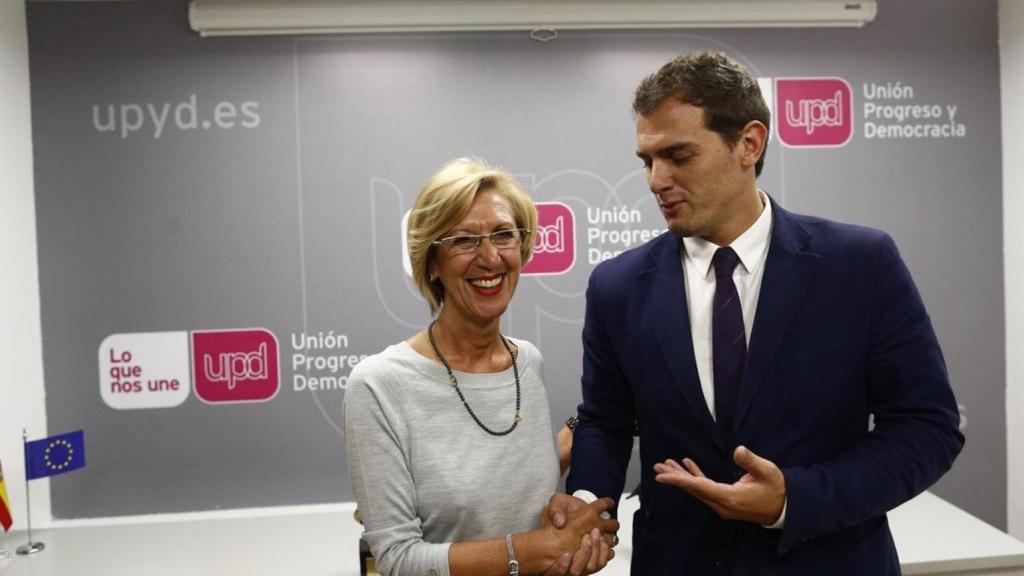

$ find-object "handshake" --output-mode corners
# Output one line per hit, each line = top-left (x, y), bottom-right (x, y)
(527, 493), (619, 576)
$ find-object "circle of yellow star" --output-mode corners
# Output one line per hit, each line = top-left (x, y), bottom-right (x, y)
(44, 439), (75, 471)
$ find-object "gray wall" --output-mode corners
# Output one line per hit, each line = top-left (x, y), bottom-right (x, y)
(27, 0), (1004, 527)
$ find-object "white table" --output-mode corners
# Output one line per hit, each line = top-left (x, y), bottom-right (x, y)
(890, 492), (1024, 575)
(0, 504), (363, 576)
(606, 491), (1024, 576)
(0, 492), (1020, 575)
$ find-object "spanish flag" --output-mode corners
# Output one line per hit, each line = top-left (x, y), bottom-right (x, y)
(0, 457), (12, 532)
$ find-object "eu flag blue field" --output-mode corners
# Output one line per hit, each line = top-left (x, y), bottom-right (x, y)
(25, 430), (85, 480)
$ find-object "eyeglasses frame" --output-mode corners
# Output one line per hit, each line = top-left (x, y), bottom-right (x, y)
(430, 228), (532, 253)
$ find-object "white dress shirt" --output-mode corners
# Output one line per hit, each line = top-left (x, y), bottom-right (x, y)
(681, 192), (772, 420)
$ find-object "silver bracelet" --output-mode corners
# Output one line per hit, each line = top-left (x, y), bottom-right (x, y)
(506, 533), (519, 576)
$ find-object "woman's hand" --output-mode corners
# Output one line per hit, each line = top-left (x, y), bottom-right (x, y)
(540, 527), (613, 576)
(557, 424), (573, 475)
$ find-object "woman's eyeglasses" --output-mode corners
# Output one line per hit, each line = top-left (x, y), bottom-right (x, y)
(431, 229), (530, 255)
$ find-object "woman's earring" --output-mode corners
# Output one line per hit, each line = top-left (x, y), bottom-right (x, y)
(429, 273), (437, 282)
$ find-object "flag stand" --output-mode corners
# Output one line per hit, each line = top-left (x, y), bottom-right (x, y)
(0, 530), (12, 562)
(15, 430), (44, 556)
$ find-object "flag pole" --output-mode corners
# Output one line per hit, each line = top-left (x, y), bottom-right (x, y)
(16, 429), (43, 556)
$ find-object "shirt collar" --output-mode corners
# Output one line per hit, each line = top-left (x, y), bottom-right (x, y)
(682, 191), (773, 277)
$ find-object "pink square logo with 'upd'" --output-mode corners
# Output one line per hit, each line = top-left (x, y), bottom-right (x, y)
(775, 77), (853, 147)
(523, 202), (575, 275)
(192, 328), (280, 403)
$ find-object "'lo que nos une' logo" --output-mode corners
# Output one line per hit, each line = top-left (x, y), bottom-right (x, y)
(775, 77), (853, 148)
(192, 328), (280, 403)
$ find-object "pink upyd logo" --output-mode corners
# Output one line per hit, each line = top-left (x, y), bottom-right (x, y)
(523, 202), (575, 275)
(192, 329), (279, 403)
(775, 78), (853, 147)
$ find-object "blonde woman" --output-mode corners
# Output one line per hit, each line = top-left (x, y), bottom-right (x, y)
(344, 158), (617, 576)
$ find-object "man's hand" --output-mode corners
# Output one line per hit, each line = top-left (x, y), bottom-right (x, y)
(653, 445), (785, 525)
(544, 492), (589, 529)
(544, 492), (619, 542)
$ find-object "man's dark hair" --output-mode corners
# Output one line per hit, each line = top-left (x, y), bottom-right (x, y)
(633, 52), (770, 176)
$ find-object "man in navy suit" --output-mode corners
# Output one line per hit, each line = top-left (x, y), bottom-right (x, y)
(550, 52), (964, 574)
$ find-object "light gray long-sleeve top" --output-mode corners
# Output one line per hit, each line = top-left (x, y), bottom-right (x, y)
(343, 338), (559, 576)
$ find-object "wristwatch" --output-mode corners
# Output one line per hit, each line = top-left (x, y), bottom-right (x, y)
(565, 414), (579, 431)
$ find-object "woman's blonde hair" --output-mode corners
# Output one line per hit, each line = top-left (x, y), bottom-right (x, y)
(408, 158), (537, 315)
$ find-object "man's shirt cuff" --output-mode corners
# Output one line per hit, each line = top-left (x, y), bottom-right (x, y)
(763, 497), (787, 529)
(572, 489), (613, 519)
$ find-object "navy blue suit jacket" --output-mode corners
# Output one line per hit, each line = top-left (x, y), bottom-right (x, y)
(567, 198), (964, 575)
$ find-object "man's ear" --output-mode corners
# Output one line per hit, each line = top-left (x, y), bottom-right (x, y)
(737, 120), (768, 170)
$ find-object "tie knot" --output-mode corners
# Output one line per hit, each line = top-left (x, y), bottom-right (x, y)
(712, 247), (740, 278)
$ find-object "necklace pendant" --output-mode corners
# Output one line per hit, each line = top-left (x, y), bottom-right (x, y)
(515, 413), (522, 423)
(448, 374), (458, 387)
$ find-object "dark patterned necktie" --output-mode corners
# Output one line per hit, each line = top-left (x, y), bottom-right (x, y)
(712, 247), (746, 441)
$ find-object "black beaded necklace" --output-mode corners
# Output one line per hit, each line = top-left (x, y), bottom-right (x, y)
(427, 321), (522, 436)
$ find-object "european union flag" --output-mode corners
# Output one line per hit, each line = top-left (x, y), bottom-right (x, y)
(25, 430), (86, 480)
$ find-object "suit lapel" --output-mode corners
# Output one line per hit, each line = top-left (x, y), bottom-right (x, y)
(640, 234), (725, 453)
(734, 199), (819, 432)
